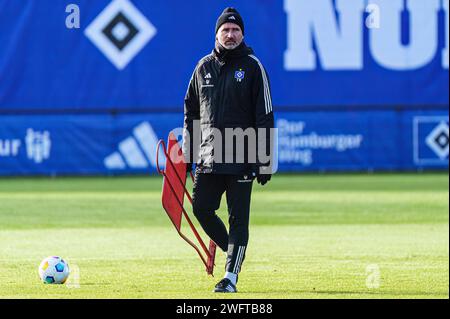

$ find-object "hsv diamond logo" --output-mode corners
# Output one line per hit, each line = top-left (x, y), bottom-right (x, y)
(234, 70), (245, 82)
(413, 116), (449, 165)
(85, 0), (157, 70)
(425, 122), (449, 159)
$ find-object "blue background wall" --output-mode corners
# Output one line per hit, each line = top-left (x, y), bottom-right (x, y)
(0, 0), (448, 175)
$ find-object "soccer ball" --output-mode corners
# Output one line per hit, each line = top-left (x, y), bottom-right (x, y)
(38, 256), (70, 284)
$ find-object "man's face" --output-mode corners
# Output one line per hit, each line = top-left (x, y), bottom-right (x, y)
(217, 22), (243, 50)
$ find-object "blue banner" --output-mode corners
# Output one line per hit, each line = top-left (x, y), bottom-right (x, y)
(276, 110), (449, 171)
(0, 111), (447, 175)
(0, 0), (448, 110)
(0, 114), (179, 175)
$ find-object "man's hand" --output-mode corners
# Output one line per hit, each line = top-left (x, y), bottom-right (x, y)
(256, 166), (271, 186)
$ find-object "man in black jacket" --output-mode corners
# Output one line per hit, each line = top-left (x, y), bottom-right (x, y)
(182, 7), (274, 293)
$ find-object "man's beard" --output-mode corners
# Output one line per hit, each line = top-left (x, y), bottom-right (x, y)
(222, 41), (239, 50)
(218, 38), (241, 50)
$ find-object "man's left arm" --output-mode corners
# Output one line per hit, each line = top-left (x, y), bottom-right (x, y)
(252, 61), (275, 185)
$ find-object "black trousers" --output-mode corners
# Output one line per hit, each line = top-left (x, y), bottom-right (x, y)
(192, 171), (253, 274)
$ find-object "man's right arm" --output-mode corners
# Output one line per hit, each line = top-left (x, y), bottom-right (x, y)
(182, 67), (200, 172)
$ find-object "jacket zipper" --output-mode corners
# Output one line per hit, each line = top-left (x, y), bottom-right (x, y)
(216, 61), (226, 129)
(212, 59), (226, 173)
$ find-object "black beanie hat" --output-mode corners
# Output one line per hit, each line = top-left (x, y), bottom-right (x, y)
(215, 7), (244, 35)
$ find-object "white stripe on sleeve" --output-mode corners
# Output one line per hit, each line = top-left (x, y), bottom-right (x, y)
(249, 55), (272, 114)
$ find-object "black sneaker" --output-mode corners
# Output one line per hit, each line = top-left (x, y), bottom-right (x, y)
(213, 278), (237, 293)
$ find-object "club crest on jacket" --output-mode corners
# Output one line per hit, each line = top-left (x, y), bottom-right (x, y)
(234, 69), (245, 82)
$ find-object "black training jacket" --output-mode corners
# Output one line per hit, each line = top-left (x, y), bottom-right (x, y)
(182, 43), (274, 175)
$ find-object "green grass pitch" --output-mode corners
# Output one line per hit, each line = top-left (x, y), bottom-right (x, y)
(0, 173), (448, 299)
